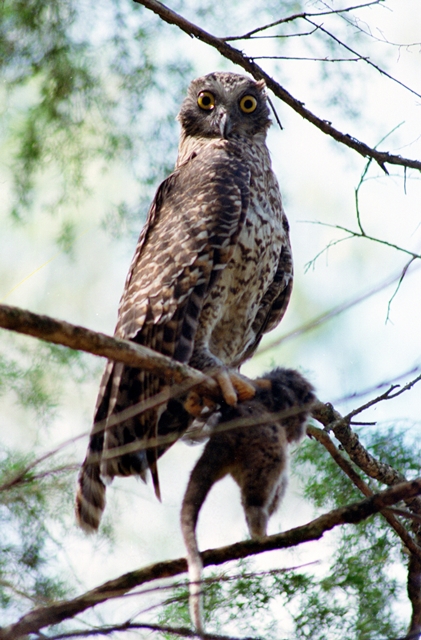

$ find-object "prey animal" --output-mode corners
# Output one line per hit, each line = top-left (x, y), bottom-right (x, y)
(180, 367), (315, 634)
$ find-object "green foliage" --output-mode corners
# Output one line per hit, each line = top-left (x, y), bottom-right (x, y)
(0, 333), (92, 422)
(0, 0), (192, 240)
(0, 447), (75, 617)
(158, 561), (292, 639)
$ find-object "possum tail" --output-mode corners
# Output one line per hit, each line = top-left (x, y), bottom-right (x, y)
(180, 443), (228, 634)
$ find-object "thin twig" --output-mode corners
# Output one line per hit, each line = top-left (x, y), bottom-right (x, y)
(304, 17), (421, 100)
(222, 2), (382, 41)
(354, 122), (405, 235)
(257, 262), (419, 354)
(252, 56), (362, 62)
(304, 220), (421, 261)
(45, 621), (258, 640)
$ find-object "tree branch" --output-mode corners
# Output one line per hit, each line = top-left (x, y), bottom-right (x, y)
(47, 621), (257, 640)
(223, 2), (383, 41)
(134, 0), (421, 173)
(257, 260), (419, 354)
(312, 399), (408, 486)
(0, 303), (216, 393)
(2, 478), (421, 640)
(308, 425), (421, 559)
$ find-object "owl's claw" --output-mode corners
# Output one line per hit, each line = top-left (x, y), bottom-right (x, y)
(214, 369), (256, 406)
(214, 369), (237, 406)
(184, 391), (217, 417)
(184, 370), (256, 416)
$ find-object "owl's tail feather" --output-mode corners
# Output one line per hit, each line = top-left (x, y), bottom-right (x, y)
(149, 458), (162, 502)
(75, 424), (106, 533)
(75, 460), (106, 533)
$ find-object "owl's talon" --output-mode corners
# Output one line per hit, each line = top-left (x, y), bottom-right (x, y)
(214, 370), (238, 406)
(213, 369), (256, 406)
(184, 391), (218, 417)
(230, 372), (256, 402)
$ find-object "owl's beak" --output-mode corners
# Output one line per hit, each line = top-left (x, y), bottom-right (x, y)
(217, 110), (232, 138)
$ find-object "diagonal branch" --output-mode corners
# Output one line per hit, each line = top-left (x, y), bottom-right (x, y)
(0, 303), (216, 393)
(134, 0), (421, 173)
(257, 260), (419, 354)
(308, 425), (421, 559)
(2, 478), (421, 640)
(303, 17), (421, 100)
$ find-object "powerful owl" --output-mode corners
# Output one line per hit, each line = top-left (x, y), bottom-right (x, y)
(76, 71), (293, 532)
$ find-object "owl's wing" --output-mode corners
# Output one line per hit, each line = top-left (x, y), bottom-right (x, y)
(76, 143), (251, 529)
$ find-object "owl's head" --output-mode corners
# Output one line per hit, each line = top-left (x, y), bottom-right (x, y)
(178, 72), (271, 139)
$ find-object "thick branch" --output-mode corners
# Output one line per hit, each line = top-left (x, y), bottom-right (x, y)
(134, 0), (421, 173)
(0, 303), (215, 392)
(312, 400), (408, 486)
(2, 478), (421, 640)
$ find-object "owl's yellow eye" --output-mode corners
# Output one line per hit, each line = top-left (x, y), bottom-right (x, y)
(197, 91), (215, 111)
(239, 95), (257, 113)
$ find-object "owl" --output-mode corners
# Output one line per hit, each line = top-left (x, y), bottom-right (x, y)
(181, 367), (315, 633)
(76, 72), (293, 532)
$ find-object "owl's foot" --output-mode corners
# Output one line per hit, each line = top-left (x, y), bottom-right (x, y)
(184, 391), (217, 417)
(184, 370), (256, 416)
(213, 369), (256, 406)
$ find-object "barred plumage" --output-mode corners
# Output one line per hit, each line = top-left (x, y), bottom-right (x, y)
(76, 72), (293, 532)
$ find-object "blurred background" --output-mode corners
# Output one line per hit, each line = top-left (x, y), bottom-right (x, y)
(0, 1), (420, 637)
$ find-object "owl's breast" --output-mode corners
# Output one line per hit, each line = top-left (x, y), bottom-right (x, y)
(199, 182), (288, 366)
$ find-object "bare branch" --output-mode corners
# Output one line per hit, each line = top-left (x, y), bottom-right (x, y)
(312, 400), (408, 487)
(333, 364), (421, 406)
(304, 220), (421, 261)
(345, 373), (421, 421)
(134, 0), (421, 173)
(47, 621), (258, 640)
(3, 479), (421, 640)
(223, 2), (383, 41)
(354, 122), (405, 235)
(0, 303), (215, 393)
(252, 56), (363, 62)
(304, 17), (421, 100)
(242, 27), (320, 40)
(386, 258), (417, 322)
